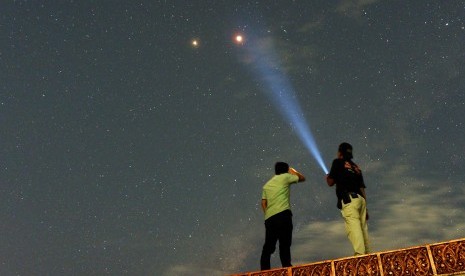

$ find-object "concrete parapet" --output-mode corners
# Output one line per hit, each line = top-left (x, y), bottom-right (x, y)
(231, 237), (465, 276)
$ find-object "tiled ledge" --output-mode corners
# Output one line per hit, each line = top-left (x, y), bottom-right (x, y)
(231, 237), (465, 276)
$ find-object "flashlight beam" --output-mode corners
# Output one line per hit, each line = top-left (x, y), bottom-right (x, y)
(243, 36), (328, 174)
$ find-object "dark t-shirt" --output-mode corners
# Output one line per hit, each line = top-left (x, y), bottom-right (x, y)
(328, 158), (366, 209)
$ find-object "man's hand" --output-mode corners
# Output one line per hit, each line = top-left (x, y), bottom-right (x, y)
(289, 167), (306, 182)
(326, 174), (335, 187)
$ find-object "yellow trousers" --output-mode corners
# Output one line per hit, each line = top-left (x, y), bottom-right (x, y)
(341, 194), (370, 255)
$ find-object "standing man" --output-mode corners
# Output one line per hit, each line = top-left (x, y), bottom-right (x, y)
(260, 162), (305, 270)
(326, 142), (370, 255)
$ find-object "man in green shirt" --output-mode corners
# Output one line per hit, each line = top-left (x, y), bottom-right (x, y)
(260, 162), (306, 270)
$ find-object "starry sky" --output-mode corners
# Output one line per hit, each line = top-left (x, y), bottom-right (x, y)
(1, 1), (464, 275)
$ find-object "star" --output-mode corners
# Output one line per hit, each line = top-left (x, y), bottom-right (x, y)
(191, 39), (200, 48)
(233, 33), (245, 45)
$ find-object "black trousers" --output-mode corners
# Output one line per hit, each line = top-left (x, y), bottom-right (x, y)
(260, 210), (293, 270)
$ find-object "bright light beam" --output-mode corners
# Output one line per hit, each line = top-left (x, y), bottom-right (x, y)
(241, 36), (328, 174)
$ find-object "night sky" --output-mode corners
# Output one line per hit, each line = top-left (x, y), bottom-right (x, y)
(1, 1), (465, 275)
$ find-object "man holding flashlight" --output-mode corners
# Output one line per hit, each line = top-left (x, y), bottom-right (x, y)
(326, 142), (370, 255)
(260, 162), (306, 270)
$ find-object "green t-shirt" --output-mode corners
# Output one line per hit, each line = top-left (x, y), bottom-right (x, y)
(262, 173), (299, 220)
